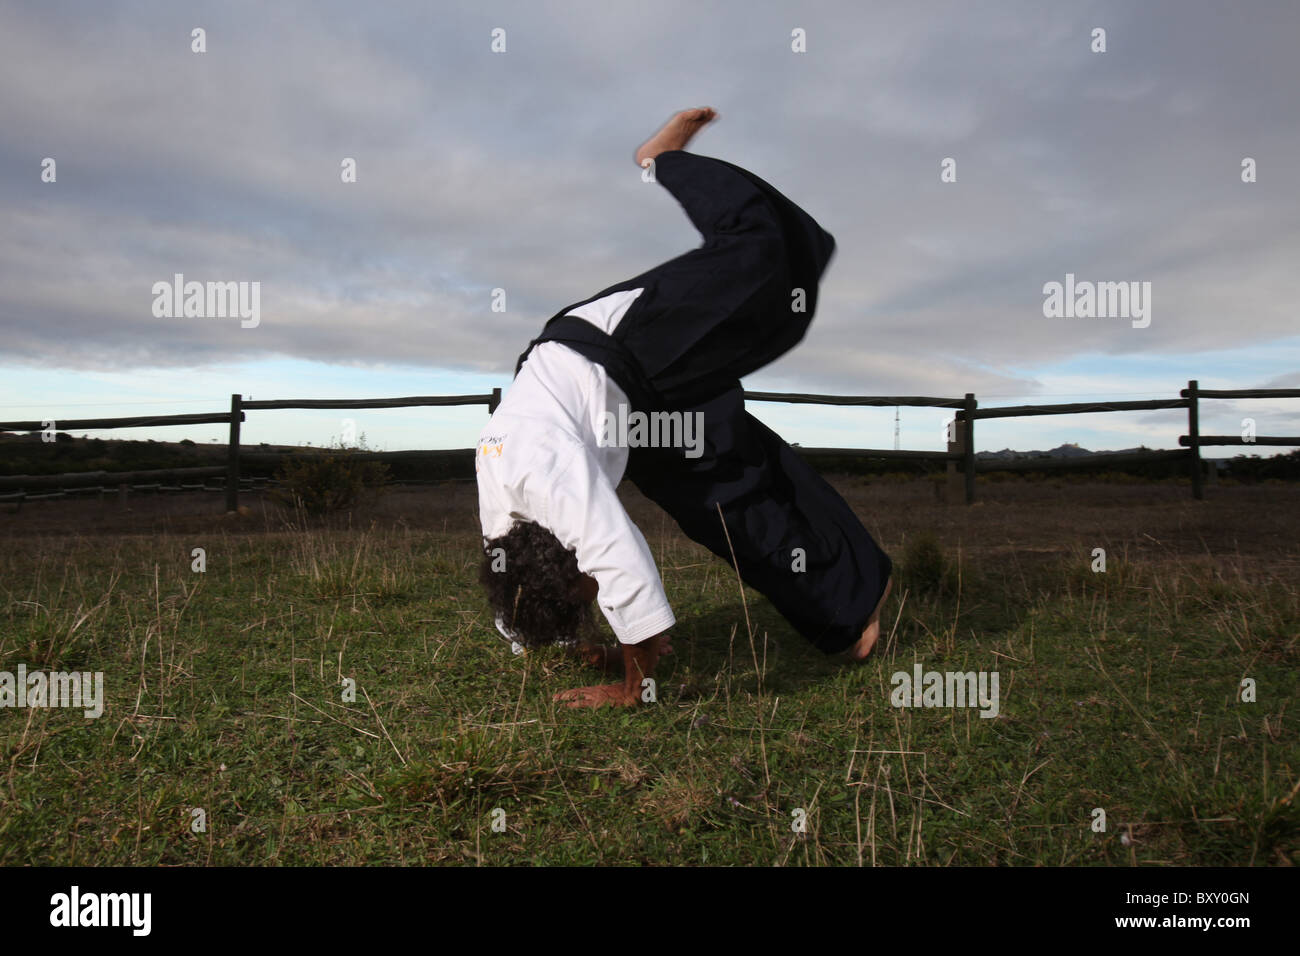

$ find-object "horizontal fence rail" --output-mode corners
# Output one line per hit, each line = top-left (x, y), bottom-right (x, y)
(745, 392), (967, 409)
(1, 380), (1295, 509)
(0, 466), (228, 491)
(240, 394), (499, 411)
(794, 447), (964, 461)
(1193, 388), (1300, 399)
(967, 398), (1189, 420)
(1182, 435), (1300, 446)
(0, 412), (244, 431)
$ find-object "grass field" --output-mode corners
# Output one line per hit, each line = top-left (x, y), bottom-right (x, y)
(1, 477), (1297, 866)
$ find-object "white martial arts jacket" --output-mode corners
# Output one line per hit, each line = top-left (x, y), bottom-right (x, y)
(476, 288), (676, 645)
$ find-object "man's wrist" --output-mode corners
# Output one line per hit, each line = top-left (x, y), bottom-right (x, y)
(621, 632), (662, 701)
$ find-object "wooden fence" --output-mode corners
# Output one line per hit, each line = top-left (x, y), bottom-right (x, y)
(1, 381), (1296, 509)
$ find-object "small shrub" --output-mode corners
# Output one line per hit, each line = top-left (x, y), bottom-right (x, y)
(902, 531), (955, 595)
(270, 436), (390, 516)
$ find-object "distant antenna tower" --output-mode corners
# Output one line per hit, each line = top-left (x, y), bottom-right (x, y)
(893, 406), (900, 450)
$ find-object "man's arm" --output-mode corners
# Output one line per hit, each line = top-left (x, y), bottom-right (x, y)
(562, 628), (674, 672)
(553, 632), (667, 708)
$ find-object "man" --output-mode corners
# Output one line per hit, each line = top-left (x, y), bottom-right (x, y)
(477, 107), (893, 709)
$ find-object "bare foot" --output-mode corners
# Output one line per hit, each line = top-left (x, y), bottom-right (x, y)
(635, 107), (718, 168)
(846, 577), (893, 661)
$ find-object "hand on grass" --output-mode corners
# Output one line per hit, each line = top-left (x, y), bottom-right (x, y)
(556, 631), (670, 709)
(553, 682), (639, 709)
(571, 637), (673, 671)
(573, 642), (620, 671)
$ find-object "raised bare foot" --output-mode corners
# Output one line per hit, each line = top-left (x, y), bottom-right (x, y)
(846, 577), (893, 661)
(635, 107), (718, 168)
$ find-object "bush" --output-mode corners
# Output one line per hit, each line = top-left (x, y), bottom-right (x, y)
(270, 436), (390, 516)
(902, 531), (956, 595)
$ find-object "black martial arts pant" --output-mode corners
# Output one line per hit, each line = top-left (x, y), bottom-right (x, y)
(516, 150), (892, 654)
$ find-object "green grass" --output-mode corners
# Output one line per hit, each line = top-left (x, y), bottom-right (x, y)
(1, 505), (1297, 866)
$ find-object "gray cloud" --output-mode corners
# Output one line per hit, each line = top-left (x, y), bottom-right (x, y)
(1, 0), (1297, 399)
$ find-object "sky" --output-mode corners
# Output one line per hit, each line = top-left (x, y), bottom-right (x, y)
(1, 0), (1297, 456)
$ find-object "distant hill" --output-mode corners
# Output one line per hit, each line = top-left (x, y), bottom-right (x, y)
(2, 432), (1293, 483)
(975, 442), (1239, 468)
(979, 442), (1152, 461)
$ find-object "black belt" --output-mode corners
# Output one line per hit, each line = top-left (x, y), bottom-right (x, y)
(515, 315), (661, 412)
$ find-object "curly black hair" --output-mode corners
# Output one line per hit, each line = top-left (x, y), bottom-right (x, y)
(479, 520), (593, 648)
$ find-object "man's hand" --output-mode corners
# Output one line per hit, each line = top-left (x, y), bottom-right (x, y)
(569, 642), (621, 671)
(553, 632), (668, 709)
(568, 635), (673, 672)
(553, 682), (639, 708)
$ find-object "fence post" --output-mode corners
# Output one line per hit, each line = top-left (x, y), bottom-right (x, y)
(946, 415), (963, 504)
(225, 393), (242, 513)
(1186, 379), (1202, 500)
(963, 393), (977, 504)
(488, 387), (501, 415)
